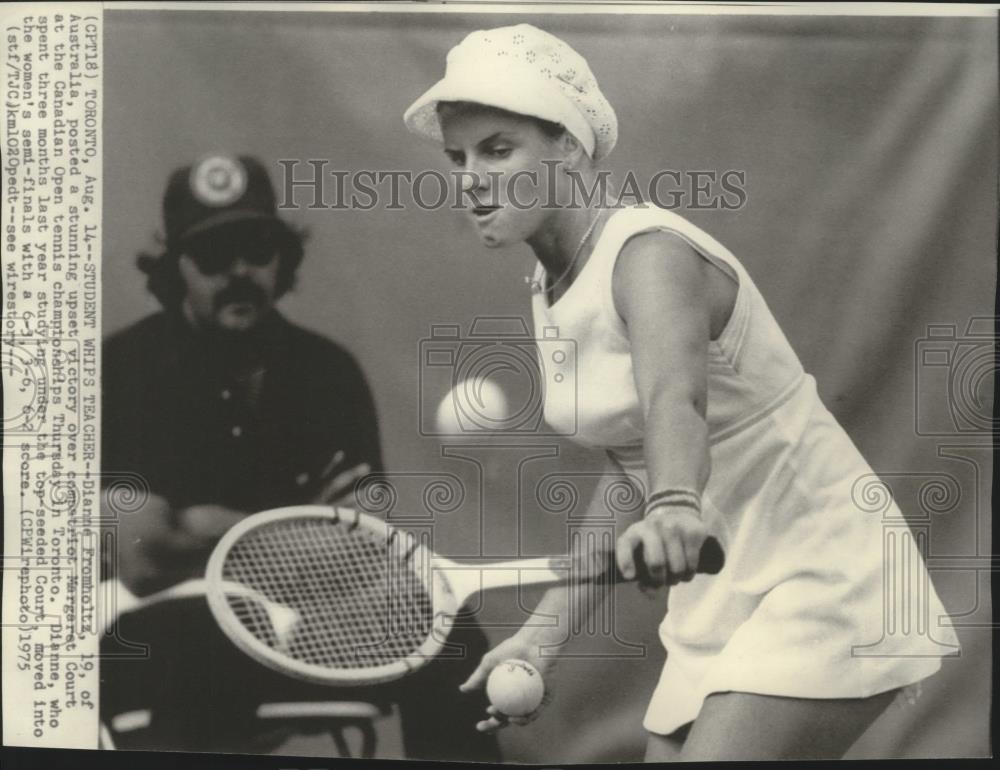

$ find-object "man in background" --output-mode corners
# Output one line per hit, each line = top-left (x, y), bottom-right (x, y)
(100, 154), (499, 761)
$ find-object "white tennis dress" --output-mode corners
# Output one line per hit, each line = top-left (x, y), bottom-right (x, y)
(530, 205), (959, 735)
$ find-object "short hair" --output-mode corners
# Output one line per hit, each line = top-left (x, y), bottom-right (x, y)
(436, 100), (566, 142)
(136, 220), (307, 310)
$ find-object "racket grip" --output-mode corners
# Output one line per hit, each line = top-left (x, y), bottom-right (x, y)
(609, 537), (725, 584)
(696, 537), (726, 575)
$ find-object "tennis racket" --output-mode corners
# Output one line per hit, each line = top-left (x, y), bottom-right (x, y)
(112, 504), (723, 687)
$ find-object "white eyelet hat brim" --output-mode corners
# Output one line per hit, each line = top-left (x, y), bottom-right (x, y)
(403, 24), (618, 161)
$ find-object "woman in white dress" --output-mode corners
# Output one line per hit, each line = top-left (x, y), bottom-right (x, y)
(403, 23), (958, 761)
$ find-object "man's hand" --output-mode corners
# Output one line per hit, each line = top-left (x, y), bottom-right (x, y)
(177, 504), (247, 539)
(615, 508), (710, 586)
(312, 461), (372, 506)
(104, 491), (246, 596)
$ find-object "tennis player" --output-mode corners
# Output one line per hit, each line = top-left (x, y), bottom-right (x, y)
(402, 24), (959, 761)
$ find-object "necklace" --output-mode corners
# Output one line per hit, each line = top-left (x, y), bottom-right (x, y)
(526, 208), (604, 296)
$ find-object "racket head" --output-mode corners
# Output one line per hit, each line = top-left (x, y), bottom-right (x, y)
(205, 505), (460, 687)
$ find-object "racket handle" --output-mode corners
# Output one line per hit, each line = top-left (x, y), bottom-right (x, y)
(610, 536), (725, 584)
(697, 537), (726, 574)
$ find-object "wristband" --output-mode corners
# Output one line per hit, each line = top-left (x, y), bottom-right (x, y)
(644, 488), (701, 518)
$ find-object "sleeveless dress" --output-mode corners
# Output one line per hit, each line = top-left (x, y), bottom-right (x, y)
(530, 205), (959, 735)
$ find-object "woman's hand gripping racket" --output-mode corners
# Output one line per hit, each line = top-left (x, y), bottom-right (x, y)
(118, 505), (722, 686)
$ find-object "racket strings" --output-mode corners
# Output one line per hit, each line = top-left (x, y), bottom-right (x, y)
(220, 518), (434, 670)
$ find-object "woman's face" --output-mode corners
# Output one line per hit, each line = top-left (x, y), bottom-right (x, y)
(439, 104), (568, 248)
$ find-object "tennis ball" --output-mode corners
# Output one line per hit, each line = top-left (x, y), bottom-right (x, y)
(486, 659), (545, 717)
(434, 378), (510, 434)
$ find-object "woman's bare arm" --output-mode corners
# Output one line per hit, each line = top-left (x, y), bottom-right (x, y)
(612, 230), (714, 583)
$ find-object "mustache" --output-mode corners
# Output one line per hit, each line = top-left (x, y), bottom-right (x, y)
(213, 278), (269, 311)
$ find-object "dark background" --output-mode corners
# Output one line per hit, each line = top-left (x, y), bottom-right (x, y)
(101, 8), (995, 761)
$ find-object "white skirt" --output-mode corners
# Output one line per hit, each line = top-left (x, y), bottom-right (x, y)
(612, 376), (960, 735)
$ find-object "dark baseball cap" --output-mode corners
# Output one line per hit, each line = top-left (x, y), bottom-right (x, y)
(163, 154), (293, 249)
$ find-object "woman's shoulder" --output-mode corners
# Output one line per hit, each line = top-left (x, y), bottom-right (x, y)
(601, 205), (715, 261)
(606, 203), (698, 233)
(604, 204), (743, 275)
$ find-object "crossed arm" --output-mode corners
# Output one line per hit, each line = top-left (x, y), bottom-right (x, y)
(102, 458), (375, 597)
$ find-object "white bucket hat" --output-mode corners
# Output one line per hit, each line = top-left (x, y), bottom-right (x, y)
(403, 23), (618, 161)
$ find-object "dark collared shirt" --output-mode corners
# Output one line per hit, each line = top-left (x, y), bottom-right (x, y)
(103, 310), (382, 512)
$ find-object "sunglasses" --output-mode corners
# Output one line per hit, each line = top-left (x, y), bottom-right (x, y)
(184, 238), (279, 276)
